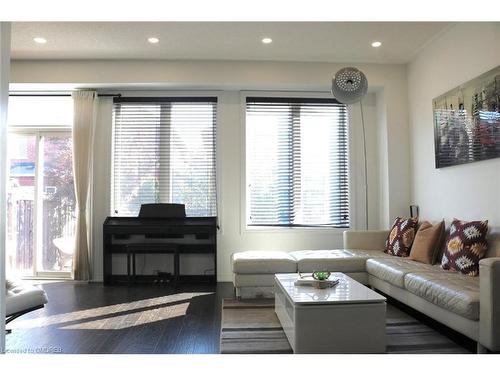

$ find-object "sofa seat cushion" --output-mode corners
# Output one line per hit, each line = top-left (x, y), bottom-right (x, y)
(289, 250), (367, 273)
(366, 257), (441, 288)
(404, 272), (480, 320)
(231, 251), (297, 274)
(6, 280), (48, 317)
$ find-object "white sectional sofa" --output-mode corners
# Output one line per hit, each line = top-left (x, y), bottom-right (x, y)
(231, 229), (500, 352)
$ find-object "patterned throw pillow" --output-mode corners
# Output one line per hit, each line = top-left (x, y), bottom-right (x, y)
(385, 217), (419, 257)
(441, 219), (488, 276)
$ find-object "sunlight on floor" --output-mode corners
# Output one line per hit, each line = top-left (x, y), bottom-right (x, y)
(61, 301), (191, 330)
(10, 292), (214, 330)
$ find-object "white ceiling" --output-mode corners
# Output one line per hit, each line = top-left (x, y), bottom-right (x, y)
(11, 22), (451, 63)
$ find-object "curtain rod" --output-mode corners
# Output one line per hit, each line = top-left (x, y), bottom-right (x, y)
(9, 93), (122, 97)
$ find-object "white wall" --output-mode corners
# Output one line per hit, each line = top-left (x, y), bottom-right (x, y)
(408, 23), (500, 232)
(0, 22), (11, 354)
(10, 59), (411, 281)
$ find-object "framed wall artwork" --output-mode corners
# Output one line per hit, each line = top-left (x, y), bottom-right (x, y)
(433, 65), (500, 168)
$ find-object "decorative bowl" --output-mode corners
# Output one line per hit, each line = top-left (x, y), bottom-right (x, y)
(312, 271), (338, 289)
(312, 271), (331, 281)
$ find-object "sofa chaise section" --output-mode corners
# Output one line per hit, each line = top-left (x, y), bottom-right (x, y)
(231, 251), (297, 298)
(232, 249), (374, 298)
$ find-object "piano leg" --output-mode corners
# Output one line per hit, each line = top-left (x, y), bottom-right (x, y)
(127, 249), (131, 285)
(103, 232), (113, 285)
(132, 252), (136, 284)
(174, 248), (180, 286)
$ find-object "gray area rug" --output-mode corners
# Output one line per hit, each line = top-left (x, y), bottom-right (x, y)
(220, 299), (472, 354)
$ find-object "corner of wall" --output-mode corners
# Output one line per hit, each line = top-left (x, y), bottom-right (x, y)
(0, 21), (12, 354)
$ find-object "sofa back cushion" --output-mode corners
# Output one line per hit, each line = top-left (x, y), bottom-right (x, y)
(385, 217), (418, 257)
(409, 220), (444, 264)
(441, 218), (488, 276)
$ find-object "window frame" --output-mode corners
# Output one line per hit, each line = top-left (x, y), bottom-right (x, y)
(241, 91), (353, 234)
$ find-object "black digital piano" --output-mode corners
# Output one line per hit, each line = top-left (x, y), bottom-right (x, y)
(103, 213), (217, 285)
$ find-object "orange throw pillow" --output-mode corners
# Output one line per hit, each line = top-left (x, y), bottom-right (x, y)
(409, 220), (444, 264)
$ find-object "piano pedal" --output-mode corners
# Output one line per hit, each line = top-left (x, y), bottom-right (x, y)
(155, 271), (173, 285)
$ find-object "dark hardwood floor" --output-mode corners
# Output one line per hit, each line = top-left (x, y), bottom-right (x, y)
(5, 281), (234, 354)
(5, 281), (476, 354)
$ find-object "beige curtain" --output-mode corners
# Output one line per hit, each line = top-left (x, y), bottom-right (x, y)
(72, 90), (97, 281)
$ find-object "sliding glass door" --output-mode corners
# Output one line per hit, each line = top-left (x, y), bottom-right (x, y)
(6, 134), (36, 276)
(6, 131), (76, 278)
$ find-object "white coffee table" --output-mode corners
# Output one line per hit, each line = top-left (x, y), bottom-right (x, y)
(274, 272), (386, 354)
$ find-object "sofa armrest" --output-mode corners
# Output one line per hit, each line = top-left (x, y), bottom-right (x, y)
(343, 230), (389, 251)
(479, 257), (500, 351)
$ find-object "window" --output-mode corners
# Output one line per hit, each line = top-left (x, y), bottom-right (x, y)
(6, 96), (76, 277)
(112, 97), (217, 217)
(246, 97), (349, 228)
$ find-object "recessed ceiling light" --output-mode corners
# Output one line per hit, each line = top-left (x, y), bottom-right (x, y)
(262, 37), (272, 44)
(148, 37), (160, 44)
(33, 37), (47, 44)
(371, 41), (382, 48)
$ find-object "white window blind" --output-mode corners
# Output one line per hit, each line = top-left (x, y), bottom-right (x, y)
(112, 97), (217, 217)
(246, 97), (349, 227)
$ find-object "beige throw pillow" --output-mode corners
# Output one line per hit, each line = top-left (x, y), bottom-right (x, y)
(409, 220), (444, 264)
